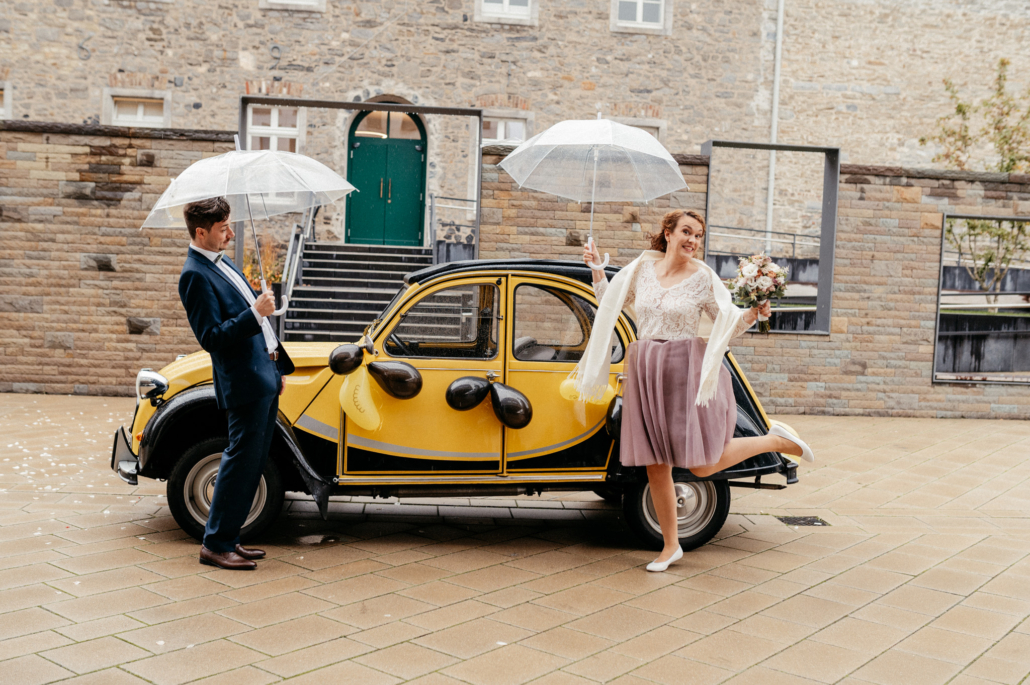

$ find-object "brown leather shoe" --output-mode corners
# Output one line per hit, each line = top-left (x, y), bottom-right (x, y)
(199, 546), (256, 570)
(234, 544), (266, 560)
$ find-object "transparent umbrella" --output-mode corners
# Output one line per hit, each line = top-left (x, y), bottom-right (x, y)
(499, 116), (686, 269)
(143, 136), (356, 314)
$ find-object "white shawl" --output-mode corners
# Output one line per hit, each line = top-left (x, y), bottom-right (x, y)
(569, 251), (744, 407)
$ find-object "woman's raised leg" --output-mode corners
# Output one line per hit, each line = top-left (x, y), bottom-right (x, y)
(689, 434), (802, 478)
(645, 463), (682, 562)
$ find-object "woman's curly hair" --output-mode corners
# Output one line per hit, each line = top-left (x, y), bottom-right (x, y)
(648, 209), (706, 252)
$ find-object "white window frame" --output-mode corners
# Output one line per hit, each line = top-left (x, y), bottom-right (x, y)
(610, 0), (673, 36)
(258, 0), (327, 11)
(0, 82), (12, 120)
(605, 116), (668, 143)
(475, 0), (539, 27)
(246, 104), (307, 153)
(481, 109), (534, 146)
(101, 88), (172, 129)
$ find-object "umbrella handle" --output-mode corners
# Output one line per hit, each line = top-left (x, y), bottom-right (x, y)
(261, 279), (290, 316)
(586, 237), (610, 271)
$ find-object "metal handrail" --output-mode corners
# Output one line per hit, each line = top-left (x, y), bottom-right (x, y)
(277, 208), (311, 338)
(430, 194), (480, 265)
(707, 224), (820, 259)
(939, 303), (1030, 310)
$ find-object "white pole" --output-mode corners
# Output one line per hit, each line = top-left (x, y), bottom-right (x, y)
(764, 0), (785, 255)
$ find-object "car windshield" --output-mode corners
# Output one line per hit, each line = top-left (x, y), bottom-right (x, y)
(371, 287), (408, 338)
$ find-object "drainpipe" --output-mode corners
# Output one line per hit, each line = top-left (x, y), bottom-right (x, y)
(765, 0), (785, 254)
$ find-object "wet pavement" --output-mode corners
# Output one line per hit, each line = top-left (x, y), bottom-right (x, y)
(2, 393), (1030, 684)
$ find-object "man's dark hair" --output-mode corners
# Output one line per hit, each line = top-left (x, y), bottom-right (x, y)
(184, 197), (231, 239)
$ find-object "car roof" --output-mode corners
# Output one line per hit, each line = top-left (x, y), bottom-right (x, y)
(404, 258), (623, 287)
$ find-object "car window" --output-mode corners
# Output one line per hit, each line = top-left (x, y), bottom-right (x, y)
(384, 283), (500, 359)
(512, 284), (625, 363)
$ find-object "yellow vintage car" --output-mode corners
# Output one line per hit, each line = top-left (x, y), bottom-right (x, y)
(111, 259), (801, 551)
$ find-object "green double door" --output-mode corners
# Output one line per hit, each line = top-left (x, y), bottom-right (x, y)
(346, 111), (426, 246)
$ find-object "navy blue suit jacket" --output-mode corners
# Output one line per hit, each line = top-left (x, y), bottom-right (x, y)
(178, 249), (295, 409)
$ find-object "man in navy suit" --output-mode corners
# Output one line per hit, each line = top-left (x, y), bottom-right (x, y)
(178, 197), (295, 570)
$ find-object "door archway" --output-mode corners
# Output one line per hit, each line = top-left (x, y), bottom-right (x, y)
(345, 109), (427, 246)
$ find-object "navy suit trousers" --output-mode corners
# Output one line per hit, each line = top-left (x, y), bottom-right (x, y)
(203, 392), (279, 553)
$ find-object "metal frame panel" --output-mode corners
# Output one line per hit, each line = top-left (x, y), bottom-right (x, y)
(700, 139), (840, 335)
(236, 95), (484, 264)
(932, 212), (1030, 387)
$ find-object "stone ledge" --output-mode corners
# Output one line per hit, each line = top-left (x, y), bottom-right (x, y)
(0, 119), (235, 143)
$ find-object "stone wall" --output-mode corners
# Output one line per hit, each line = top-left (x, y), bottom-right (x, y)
(0, 121), (232, 396)
(4, 0), (1027, 170)
(481, 149), (1030, 419)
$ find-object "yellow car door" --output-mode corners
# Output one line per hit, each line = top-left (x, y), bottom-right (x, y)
(342, 276), (507, 475)
(502, 276), (629, 474)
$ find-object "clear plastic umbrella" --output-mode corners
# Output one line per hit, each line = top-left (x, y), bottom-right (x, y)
(143, 136), (355, 314)
(499, 116), (686, 270)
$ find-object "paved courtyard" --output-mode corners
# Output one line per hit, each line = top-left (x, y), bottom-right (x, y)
(1, 392), (1029, 685)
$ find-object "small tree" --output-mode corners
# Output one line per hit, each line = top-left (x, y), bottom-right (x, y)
(946, 218), (1030, 304)
(922, 59), (1030, 306)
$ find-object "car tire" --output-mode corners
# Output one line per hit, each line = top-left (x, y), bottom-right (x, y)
(166, 436), (285, 544)
(623, 477), (730, 552)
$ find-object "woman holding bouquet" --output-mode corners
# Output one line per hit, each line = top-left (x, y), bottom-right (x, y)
(580, 209), (814, 572)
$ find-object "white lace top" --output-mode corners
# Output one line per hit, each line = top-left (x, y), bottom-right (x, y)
(594, 260), (753, 341)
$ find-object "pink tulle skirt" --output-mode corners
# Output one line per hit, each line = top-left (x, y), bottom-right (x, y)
(620, 338), (736, 469)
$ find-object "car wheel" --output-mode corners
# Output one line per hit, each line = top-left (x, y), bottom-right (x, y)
(166, 436), (285, 543)
(623, 477), (730, 552)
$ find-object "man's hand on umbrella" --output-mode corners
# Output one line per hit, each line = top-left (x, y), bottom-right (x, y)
(255, 289), (275, 318)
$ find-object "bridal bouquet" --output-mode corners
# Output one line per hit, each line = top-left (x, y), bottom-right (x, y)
(730, 254), (788, 333)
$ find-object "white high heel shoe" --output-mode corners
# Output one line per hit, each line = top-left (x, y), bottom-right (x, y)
(646, 546), (683, 573)
(769, 424), (815, 463)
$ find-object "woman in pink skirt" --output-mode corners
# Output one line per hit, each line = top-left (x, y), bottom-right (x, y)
(580, 209), (814, 572)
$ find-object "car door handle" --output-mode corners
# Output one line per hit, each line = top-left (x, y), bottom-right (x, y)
(486, 371), (500, 382)
(388, 178), (392, 203)
(379, 178), (383, 198)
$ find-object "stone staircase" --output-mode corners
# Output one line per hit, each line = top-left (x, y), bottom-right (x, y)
(282, 243), (434, 342)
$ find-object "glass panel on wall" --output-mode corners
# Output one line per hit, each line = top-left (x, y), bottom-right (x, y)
(934, 215), (1030, 384)
(482, 0), (530, 17)
(618, 1), (637, 22)
(389, 113), (422, 140)
(277, 107), (299, 128)
(705, 145), (834, 333)
(252, 136), (271, 150)
(113, 97), (165, 126)
(482, 118), (527, 145)
(355, 110), (388, 138)
(251, 107), (272, 127)
(276, 137), (296, 152)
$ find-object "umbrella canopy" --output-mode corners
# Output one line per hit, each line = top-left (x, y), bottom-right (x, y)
(142, 149), (355, 228)
(498, 118), (686, 203)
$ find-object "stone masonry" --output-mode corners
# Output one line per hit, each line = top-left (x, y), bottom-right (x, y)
(481, 148), (1030, 419)
(0, 121), (234, 396)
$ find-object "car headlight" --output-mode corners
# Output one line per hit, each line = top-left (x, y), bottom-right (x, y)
(136, 369), (169, 403)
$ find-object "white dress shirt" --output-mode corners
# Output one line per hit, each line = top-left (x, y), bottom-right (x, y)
(189, 245), (279, 354)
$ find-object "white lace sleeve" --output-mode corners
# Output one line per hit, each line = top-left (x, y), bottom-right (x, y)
(701, 277), (753, 338)
(593, 274), (636, 308)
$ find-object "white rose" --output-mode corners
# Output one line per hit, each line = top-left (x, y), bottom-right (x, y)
(756, 275), (774, 290)
(741, 263), (759, 278)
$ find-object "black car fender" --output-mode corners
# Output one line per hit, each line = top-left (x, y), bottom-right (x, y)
(139, 387), (333, 516)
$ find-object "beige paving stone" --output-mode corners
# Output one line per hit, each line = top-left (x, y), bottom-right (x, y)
(727, 614), (817, 644)
(675, 629), (785, 672)
(127, 594), (238, 625)
(41, 636), (151, 674)
(404, 674), (467, 685)
(323, 593), (436, 629)
(279, 659), (402, 685)
(217, 575), (319, 603)
(479, 586), (545, 608)
(374, 561), (456, 586)
(120, 612), (250, 654)
(445, 565), (542, 592)
(0, 654), (75, 685)
(122, 639), (264, 685)
(216, 591), (334, 628)
(443, 643), (568, 685)
(929, 605), (1023, 640)
(764, 640), (872, 683)
(351, 620), (431, 648)
(414, 618), (533, 659)
(706, 590), (783, 619)
(355, 642), (459, 679)
(520, 626), (614, 660)
(567, 605), (669, 642)
(48, 669), (153, 685)
(188, 665), (281, 685)
(809, 617), (909, 653)
(894, 626), (994, 665)
(251, 636), (373, 678)
(45, 587), (169, 623)
(0, 607), (71, 640)
(228, 614), (354, 655)
(852, 649), (963, 685)
(403, 599), (497, 631)
(490, 603), (575, 632)
(610, 625), (702, 661)
(527, 672), (597, 685)
(669, 609), (740, 636)
(721, 666), (826, 684)
(399, 580), (483, 606)
(631, 654), (735, 685)
(144, 574), (230, 601)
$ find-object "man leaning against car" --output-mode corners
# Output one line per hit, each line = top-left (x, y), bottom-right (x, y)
(178, 197), (295, 570)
